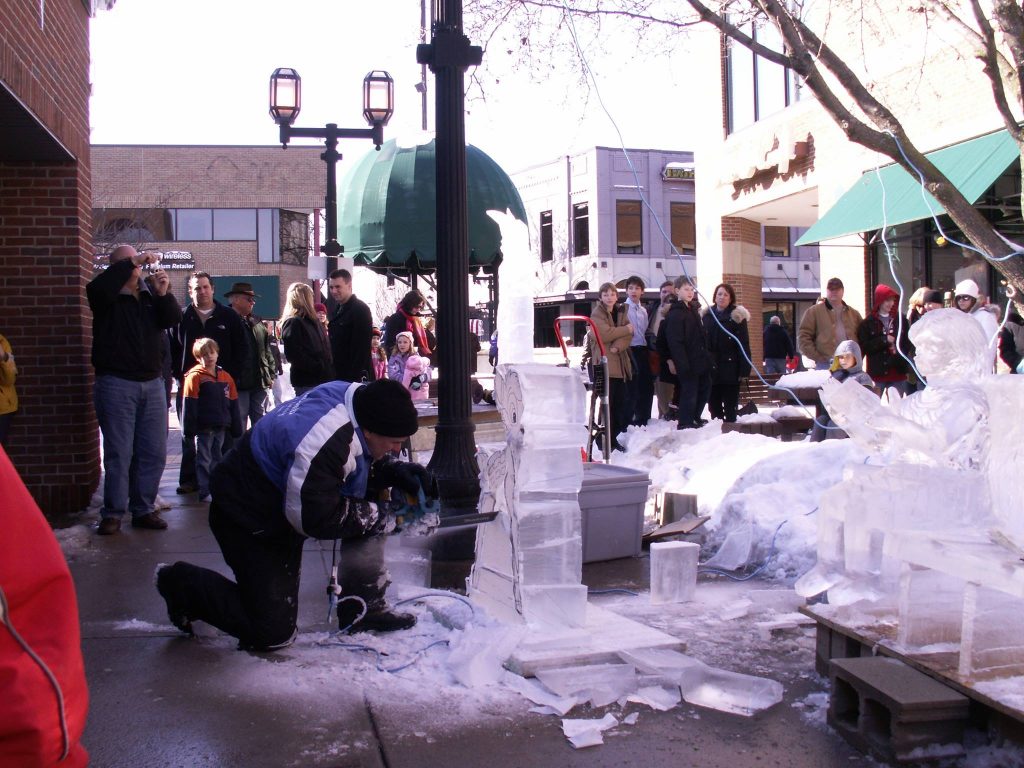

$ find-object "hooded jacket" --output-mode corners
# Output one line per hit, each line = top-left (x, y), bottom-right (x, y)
(857, 284), (911, 383)
(702, 304), (752, 383)
(0, 447), (89, 767)
(830, 339), (875, 388)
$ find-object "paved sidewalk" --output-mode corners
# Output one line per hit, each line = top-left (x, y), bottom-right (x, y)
(66, 427), (871, 768)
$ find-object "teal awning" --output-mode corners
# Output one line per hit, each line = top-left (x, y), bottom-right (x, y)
(338, 138), (527, 275)
(795, 129), (1019, 246)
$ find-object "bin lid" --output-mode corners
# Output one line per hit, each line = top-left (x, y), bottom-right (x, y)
(581, 463), (652, 488)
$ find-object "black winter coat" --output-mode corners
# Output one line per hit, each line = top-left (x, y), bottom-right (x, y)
(856, 313), (911, 383)
(86, 259), (183, 381)
(171, 301), (248, 383)
(762, 322), (794, 359)
(329, 295), (375, 383)
(661, 300), (711, 381)
(703, 305), (752, 383)
(281, 315), (333, 388)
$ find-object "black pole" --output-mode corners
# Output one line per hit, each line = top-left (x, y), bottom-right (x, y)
(321, 126), (343, 277)
(417, 0), (483, 515)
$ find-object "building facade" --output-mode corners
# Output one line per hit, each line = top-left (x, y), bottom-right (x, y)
(511, 146), (821, 352)
(688, 6), (1021, 369)
(1, 0), (105, 513)
(91, 145), (325, 317)
(511, 147), (699, 344)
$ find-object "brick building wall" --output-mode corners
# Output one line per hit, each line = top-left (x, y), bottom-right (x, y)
(1, 0), (97, 514)
(721, 216), (765, 371)
(92, 145), (324, 311)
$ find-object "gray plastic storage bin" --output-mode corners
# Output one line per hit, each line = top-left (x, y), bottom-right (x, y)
(578, 463), (651, 563)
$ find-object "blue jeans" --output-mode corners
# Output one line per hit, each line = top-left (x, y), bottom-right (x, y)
(95, 375), (168, 519)
(195, 429), (226, 497)
(236, 388), (269, 430)
(765, 358), (787, 375)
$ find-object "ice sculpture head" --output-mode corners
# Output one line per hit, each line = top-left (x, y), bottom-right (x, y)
(908, 308), (989, 379)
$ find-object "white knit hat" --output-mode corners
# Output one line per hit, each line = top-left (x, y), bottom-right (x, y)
(954, 279), (979, 300)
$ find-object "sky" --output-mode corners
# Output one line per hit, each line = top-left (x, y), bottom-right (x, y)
(88, 0), (702, 174)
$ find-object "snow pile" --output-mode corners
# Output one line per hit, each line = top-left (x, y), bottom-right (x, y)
(775, 370), (831, 390)
(615, 419), (857, 578)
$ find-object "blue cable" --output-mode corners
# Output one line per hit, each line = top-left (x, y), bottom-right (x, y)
(318, 637), (451, 673)
(697, 520), (788, 582)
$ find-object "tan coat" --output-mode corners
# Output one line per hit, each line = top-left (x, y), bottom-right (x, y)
(0, 335), (17, 416)
(590, 302), (634, 380)
(798, 300), (863, 364)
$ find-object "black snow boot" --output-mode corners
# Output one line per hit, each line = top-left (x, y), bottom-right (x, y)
(338, 602), (416, 633)
(155, 564), (194, 636)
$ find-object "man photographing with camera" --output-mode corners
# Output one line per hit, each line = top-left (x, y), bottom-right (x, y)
(156, 378), (439, 652)
(87, 245), (183, 535)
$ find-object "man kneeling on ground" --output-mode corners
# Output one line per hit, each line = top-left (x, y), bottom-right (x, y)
(156, 378), (436, 651)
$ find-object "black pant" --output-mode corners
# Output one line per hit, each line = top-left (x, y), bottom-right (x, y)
(676, 373), (711, 429)
(627, 346), (655, 426)
(160, 505), (389, 650)
(708, 381), (741, 422)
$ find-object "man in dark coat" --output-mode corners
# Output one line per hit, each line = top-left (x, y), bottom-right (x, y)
(170, 271), (248, 493)
(226, 282), (276, 429)
(156, 379), (437, 651)
(328, 268), (375, 383)
(88, 246), (182, 534)
(661, 277), (712, 429)
(763, 315), (794, 374)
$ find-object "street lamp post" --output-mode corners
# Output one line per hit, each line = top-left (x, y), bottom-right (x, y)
(417, 1), (484, 522)
(269, 68), (394, 271)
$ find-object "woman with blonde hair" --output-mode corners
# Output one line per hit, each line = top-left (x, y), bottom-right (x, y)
(279, 282), (332, 397)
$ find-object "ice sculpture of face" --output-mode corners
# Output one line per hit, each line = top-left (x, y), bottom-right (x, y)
(908, 308), (989, 379)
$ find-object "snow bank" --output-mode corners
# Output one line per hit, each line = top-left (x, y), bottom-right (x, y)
(615, 419), (858, 578)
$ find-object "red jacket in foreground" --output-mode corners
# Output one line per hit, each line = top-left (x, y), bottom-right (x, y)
(0, 446), (89, 767)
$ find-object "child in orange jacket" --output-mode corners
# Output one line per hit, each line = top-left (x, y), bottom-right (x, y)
(182, 338), (242, 502)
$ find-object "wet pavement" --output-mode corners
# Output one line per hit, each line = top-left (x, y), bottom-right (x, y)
(65, 425), (875, 768)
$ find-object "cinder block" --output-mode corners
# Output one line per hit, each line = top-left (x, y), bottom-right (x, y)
(814, 621), (869, 677)
(829, 657), (969, 763)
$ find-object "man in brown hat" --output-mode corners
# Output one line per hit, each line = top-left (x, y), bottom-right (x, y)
(798, 277), (863, 370)
(225, 282), (276, 429)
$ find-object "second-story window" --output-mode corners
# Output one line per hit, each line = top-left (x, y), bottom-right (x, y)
(726, 18), (805, 134)
(616, 200), (642, 254)
(573, 202), (589, 256)
(670, 202), (696, 257)
(540, 210), (553, 262)
(763, 225), (790, 258)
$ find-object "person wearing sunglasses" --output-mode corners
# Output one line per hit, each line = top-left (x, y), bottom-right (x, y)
(953, 279), (1000, 370)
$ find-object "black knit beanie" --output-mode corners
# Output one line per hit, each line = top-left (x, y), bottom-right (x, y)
(352, 379), (419, 437)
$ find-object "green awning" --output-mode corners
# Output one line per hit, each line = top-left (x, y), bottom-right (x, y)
(795, 129), (1019, 246)
(338, 138), (527, 275)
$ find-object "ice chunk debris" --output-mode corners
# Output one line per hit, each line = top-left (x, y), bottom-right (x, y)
(561, 713), (618, 749)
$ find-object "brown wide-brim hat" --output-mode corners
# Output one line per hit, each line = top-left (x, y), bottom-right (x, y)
(225, 282), (258, 298)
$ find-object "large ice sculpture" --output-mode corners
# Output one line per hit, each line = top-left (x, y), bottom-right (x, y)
(468, 363), (590, 627)
(798, 308), (1024, 678)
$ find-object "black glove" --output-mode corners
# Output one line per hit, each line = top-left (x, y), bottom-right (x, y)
(370, 460), (438, 499)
